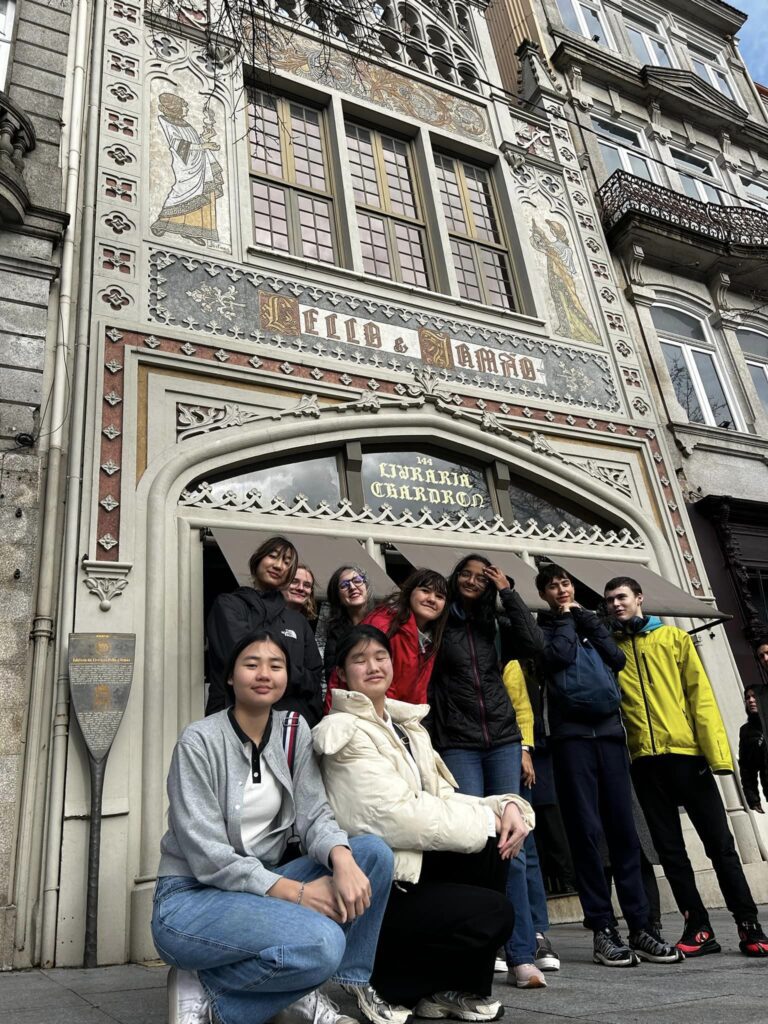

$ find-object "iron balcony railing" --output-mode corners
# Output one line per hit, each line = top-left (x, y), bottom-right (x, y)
(597, 170), (768, 249)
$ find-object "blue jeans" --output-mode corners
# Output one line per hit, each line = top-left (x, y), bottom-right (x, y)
(521, 785), (550, 936)
(151, 835), (394, 1024)
(440, 743), (536, 966)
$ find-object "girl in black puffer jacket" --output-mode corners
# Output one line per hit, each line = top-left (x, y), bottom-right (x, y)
(428, 553), (545, 984)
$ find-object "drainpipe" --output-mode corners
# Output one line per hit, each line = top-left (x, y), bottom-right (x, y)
(38, 0), (107, 968)
(12, 0), (96, 965)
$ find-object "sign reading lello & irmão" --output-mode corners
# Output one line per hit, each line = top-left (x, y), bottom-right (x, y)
(362, 451), (492, 521)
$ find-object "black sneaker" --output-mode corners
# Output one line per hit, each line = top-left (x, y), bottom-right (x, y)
(738, 920), (768, 958)
(593, 926), (639, 967)
(675, 919), (721, 958)
(534, 932), (560, 971)
(628, 926), (684, 964)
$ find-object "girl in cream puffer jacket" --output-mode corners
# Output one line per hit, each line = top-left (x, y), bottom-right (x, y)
(314, 688), (535, 883)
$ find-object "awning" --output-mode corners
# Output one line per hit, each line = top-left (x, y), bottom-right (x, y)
(211, 528), (395, 597)
(391, 541), (547, 610)
(555, 555), (731, 622)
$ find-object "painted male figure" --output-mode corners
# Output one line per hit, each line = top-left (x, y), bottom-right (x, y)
(604, 576), (768, 959)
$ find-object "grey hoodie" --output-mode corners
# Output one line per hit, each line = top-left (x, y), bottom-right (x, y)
(158, 709), (349, 895)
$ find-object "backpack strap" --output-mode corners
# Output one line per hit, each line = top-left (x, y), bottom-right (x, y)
(282, 711), (301, 777)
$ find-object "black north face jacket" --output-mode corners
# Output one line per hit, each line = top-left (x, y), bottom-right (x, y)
(205, 587), (323, 725)
(428, 587), (544, 751)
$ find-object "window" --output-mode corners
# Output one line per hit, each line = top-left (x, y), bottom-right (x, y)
(592, 119), (653, 180)
(739, 176), (768, 213)
(652, 306), (738, 429)
(0, 0), (14, 89)
(361, 448), (492, 521)
(434, 153), (516, 310)
(556, 0), (612, 46)
(248, 89), (336, 263)
(196, 453), (342, 507)
(625, 14), (672, 68)
(746, 568), (768, 624)
(671, 149), (723, 205)
(737, 329), (768, 416)
(346, 123), (430, 287)
(688, 44), (738, 103)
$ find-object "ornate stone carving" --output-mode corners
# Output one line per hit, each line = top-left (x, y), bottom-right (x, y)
(178, 488), (643, 549)
(176, 393), (322, 441)
(82, 560), (132, 612)
(530, 432), (633, 498)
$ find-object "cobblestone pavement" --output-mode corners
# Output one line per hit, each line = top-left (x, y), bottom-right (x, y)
(2, 907), (766, 1024)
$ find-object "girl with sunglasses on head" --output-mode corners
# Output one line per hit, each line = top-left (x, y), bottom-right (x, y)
(324, 569), (448, 713)
(317, 566), (374, 686)
(154, 630), (399, 1024)
(428, 554), (546, 989)
(206, 537), (324, 725)
(314, 625), (533, 1021)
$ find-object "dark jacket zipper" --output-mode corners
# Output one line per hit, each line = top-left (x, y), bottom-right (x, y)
(467, 624), (492, 748)
(632, 636), (657, 754)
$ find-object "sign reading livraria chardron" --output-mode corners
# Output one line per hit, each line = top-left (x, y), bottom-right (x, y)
(361, 451), (492, 522)
(148, 249), (621, 411)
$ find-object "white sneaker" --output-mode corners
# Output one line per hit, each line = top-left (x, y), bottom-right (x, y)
(167, 966), (210, 1024)
(274, 990), (359, 1024)
(414, 991), (502, 1022)
(341, 983), (411, 1024)
(493, 949), (507, 973)
(509, 963), (547, 989)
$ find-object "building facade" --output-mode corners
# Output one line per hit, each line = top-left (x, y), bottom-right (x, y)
(487, 0), (768, 918)
(0, 0), (72, 971)
(2, 0), (767, 968)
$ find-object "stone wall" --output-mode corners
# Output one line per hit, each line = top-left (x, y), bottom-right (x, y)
(0, 0), (73, 970)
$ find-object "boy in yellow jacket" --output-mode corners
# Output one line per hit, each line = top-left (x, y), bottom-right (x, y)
(604, 575), (768, 959)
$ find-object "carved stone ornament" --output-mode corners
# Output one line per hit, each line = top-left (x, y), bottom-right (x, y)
(82, 560), (132, 612)
(529, 432), (633, 498)
(177, 393), (321, 441)
(179, 488), (643, 550)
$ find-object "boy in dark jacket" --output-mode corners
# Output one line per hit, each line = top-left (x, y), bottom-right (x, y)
(536, 564), (681, 968)
(739, 686), (768, 813)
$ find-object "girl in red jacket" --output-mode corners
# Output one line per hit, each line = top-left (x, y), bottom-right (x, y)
(325, 568), (447, 711)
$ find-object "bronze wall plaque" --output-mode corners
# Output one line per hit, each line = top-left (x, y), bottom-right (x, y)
(69, 633), (135, 761)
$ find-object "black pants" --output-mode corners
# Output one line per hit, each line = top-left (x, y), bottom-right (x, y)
(606, 852), (661, 926)
(371, 838), (514, 1007)
(631, 754), (758, 926)
(533, 803), (576, 894)
(552, 737), (649, 932)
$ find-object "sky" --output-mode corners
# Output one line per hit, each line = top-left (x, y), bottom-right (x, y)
(735, 0), (768, 87)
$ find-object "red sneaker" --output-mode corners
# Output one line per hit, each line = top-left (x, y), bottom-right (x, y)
(738, 921), (768, 958)
(675, 921), (721, 957)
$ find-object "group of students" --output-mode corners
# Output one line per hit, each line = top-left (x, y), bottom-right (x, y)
(153, 536), (768, 1024)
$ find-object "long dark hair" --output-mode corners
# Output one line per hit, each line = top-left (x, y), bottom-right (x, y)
(448, 553), (499, 638)
(248, 535), (298, 589)
(377, 568), (448, 653)
(224, 629), (292, 707)
(326, 564), (374, 632)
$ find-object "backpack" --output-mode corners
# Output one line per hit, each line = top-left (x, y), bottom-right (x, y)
(282, 711), (301, 776)
(548, 639), (622, 721)
(281, 711), (303, 862)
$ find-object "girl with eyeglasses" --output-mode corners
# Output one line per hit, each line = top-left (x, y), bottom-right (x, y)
(206, 537), (324, 725)
(317, 566), (374, 686)
(428, 553), (547, 988)
(324, 569), (449, 712)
